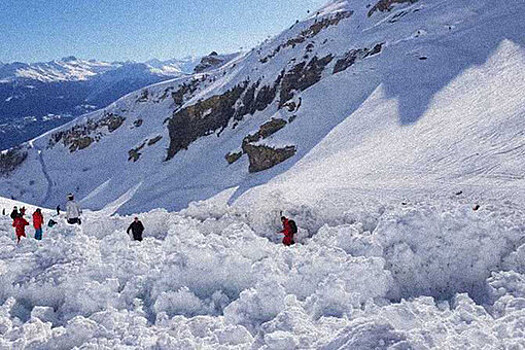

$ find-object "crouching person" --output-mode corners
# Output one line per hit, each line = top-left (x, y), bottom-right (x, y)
(127, 217), (144, 241)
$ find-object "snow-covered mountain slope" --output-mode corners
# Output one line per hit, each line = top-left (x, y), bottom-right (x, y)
(1, 193), (525, 348)
(1, 0), (524, 217)
(0, 55), (239, 150)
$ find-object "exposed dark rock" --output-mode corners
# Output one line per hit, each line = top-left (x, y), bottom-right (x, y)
(368, 0), (419, 17)
(171, 79), (200, 108)
(128, 142), (146, 162)
(242, 118), (288, 149)
(279, 55), (333, 107)
(48, 111), (125, 152)
(259, 118), (287, 139)
(260, 11), (352, 64)
(105, 114), (126, 132)
(137, 89), (149, 103)
(69, 136), (93, 152)
(158, 87), (174, 101)
(166, 82), (249, 160)
(147, 135), (163, 146)
(333, 43), (383, 74)
(288, 115), (297, 123)
(0, 147), (28, 176)
(243, 144), (296, 173)
(133, 119), (143, 128)
(225, 151), (242, 164)
(194, 53), (225, 73)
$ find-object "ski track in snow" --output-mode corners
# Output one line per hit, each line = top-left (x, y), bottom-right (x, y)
(35, 147), (53, 206)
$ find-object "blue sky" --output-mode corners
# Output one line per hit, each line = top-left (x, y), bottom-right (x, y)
(0, 0), (327, 63)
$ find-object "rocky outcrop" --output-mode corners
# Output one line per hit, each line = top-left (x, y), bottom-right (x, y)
(167, 82), (249, 160)
(69, 136), (93, 152)
(166, 72), (285, 160)
(194, 52), (225, 73)
(368, 0), (419, 17)
(333, 43), (383, 74)
(48, 112), (125, 152)
(171, 79), (200, 108)
(136, 89), (149, 103)
(279, 55), (333, 107)
(225, 151), (242, 165)
(0, 148), (28, 176)
(243, 119), (287, 148)
(243, 144), (296, 173)
(133, 119), (143, 128)
(128, 142), (146, 162)
(260, 11), (352, 64)
(147, 135), (162, 146)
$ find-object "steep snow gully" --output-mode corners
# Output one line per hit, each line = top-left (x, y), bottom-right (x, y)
(1, 192), (525, 348)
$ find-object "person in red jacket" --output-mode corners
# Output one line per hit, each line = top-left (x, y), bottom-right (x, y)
(32, 208), (44, 240)
(279, 216), (295, 246)
(13, 214), (29, 244)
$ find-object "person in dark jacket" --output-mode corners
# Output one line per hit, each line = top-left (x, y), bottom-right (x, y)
(10, 206), (19, 220)
(127, 217), (144, 241)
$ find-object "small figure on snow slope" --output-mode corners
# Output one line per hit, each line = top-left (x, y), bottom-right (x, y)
(33, 208), (44, 240)
(66, 193), (82, 225)
(278, 214), (297, 246)
(127, 217), (144, 241)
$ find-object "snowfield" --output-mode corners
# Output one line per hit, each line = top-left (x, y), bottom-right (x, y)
(1, 193), (525, 349)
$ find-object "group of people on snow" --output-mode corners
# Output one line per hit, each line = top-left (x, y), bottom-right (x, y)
(4, 194), (297, 246)
(6, 193), (83, 244)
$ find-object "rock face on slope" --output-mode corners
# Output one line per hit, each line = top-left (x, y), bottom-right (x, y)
(368, 0), (419, 17)
(193, 52), (234, 73)
(243, 144), (297, 173)
(48, 112), (125, 152)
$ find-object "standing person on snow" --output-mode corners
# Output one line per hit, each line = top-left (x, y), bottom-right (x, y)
(66, 193), (82, 225)
(278, 215), (297, 246)
(32, 208), (44, 240)
(127, 217), (144, 241)
(10, 206), (19, 220)
(56, 205), (61, 216)
(12, 213), (29, 244)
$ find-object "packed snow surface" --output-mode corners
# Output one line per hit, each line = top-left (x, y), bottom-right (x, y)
(1, 192), (525, 349)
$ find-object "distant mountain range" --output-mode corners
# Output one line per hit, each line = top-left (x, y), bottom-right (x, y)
(0, 53), (237, 150)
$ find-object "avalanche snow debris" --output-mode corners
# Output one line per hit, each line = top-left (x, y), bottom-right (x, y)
(1, 195), (525, 348)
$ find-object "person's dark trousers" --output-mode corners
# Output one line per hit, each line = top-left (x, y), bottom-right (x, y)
(67, 218), (82, 225)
